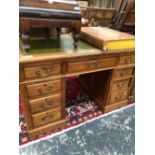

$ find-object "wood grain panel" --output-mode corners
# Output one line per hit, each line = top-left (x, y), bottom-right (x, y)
(24, 64), (61, 79)
(119, 55), (135, 65)
(26, 80), (61, 98)
(104, 100), (128, 113)
(29, 93), (61, 113)
(111, 79), (130, 91)
(32, 107), (61, 127)
(109, 90), (128, 104)
(68, 58), (116, 73)
(113, 67), (134, 79)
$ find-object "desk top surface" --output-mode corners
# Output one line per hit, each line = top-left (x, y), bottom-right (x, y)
(19, 34), (134, 64)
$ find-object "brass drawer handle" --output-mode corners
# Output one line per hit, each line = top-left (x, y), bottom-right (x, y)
(129, 57), (134, 63)
(125, 57), (134, 64)
(115, 95), (123, 101)
(120, 71), (125, 77)
(116, 82), (125, 88)
(46, 69), (53, 74)
(39, 100), (54, 109)
(92, 62), (100, 68)
(43, 65), (55, 70)
(41, 113), (53, 122)
(120, 70), (129, 77)
(125, 71), (129, 75)
(45, 98), (54, 107)
(47, 86), (53, 91)
(125, 59), (129, 64)
(39, 103), (45, 109)
(35, 71), (41, 77)
(85, 63), (92, 68)
(37, 89), (43, 94)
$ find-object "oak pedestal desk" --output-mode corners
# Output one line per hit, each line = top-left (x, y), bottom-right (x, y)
(19, 35), (135, 138)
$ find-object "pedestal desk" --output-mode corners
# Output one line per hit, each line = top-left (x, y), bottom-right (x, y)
(19, 35), (135, 138)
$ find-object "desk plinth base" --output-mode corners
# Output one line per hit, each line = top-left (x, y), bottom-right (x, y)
(28, 119), (67, 139)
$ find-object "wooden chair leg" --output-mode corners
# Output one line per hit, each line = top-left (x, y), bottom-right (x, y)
(56, 27), (61, 38)
(71, 28), (80, 49)
(44, 27), (50, 44)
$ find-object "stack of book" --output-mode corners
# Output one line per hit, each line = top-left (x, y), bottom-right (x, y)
(80, 27), (135, 51)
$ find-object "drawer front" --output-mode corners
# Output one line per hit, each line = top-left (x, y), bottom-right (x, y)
(97, 58), (116, 69)
(113, 67), (134, 79)
(29, 94), (61, 113)
(105, 100), (128, 113)
(119, 55), (135, 65)
(32, 107), (61, 127)
(24, 64), (61, 79)
(109, 91), (128, 104)
(112, 79), (130, 91)
(27, 80), (61, 98)
(68, 58), (116, 73)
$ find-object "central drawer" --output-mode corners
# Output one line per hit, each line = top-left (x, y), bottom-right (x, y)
(67, 58), (116, 73)
(26, 80), (61, 98)
(32, 107), (61, 127)
(29, 93), (61, 113)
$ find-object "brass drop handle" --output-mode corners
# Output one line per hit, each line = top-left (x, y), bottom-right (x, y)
(116, 83), (121, 88)
(45, 98), (53, 106)
(47, 69), (52, 72)
(46, 69), (53, 74)
(129, 57), (134, 63)
(41, 113), (53, 121)
(125, 70), (129, 75)
(39, 103), (45, 109)
(120, 70), (129, 77)
(85, 63), (92, 68)
(37, 88), (43, 94)
(42, 66), (55, 75)
(42, 84), (53, 92)
(35, 71), (41, 77)
(39, 99), (53, 109)
(117, 82), (125, 88)
(115, 96), (119, 101)
(47, 86), (53, 91)
(120, 71), (125, 77)
(125, 59), (129, 64)
(115, 95), (123, 101)
(92, 61), (99, 68)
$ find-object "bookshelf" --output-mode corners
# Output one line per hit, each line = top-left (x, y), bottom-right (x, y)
(77, 0), (123, 27)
